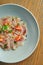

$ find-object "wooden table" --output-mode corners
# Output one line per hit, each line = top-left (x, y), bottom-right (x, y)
(0, 0), (43, 65)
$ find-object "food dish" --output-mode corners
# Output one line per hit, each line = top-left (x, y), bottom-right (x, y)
(0, 4), (40, 63)
(0, 16), (27, 50)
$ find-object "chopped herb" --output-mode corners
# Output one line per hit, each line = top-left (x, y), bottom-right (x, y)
(8, 30), (12, 33)
(2, 25), (9, 31)
(12, 16), (17, 21)
(12, 48), (15, 50)
(12, 17), (14, 21)
(14, 41), (17, 44)
(0, 30), (2, 33)
(17, 23), (20, 26)
(1, 25), (12, 33)
(12, 49), (14, 50)
(4, 44), (7, 48)
(0, 25), (2, 33)
(0, 25), (2, 29)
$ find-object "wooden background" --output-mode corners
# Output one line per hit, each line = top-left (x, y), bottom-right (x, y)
(0, 0), (43, 65)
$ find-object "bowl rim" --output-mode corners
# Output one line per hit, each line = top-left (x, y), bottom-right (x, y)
(0, 3), (40, 63)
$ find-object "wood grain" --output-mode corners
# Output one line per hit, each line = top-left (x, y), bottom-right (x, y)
(0, 0), (43, 65)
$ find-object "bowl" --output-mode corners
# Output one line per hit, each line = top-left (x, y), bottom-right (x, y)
(0, 3), (40, 63)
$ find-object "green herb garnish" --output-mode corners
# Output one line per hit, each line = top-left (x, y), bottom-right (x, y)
(14, 41), (17, 44)
(0, 25), (2, 28)
(0, 25), (2, 33)
(0, 30), (2, 33)
(8, 30), (12, 33)
(17, 23), (20, 26)
(12, 17), (14, 21)
(2, 25), (9, 31)
(4, 44), (7, 48)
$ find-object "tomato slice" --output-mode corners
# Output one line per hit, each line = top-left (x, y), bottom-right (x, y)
(0, 38), (3, 42)
(0, 35), (5, 42)
(14, 35), (22, 41)
(15, 25), (26, 35)
(15, 25), (22, 31)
